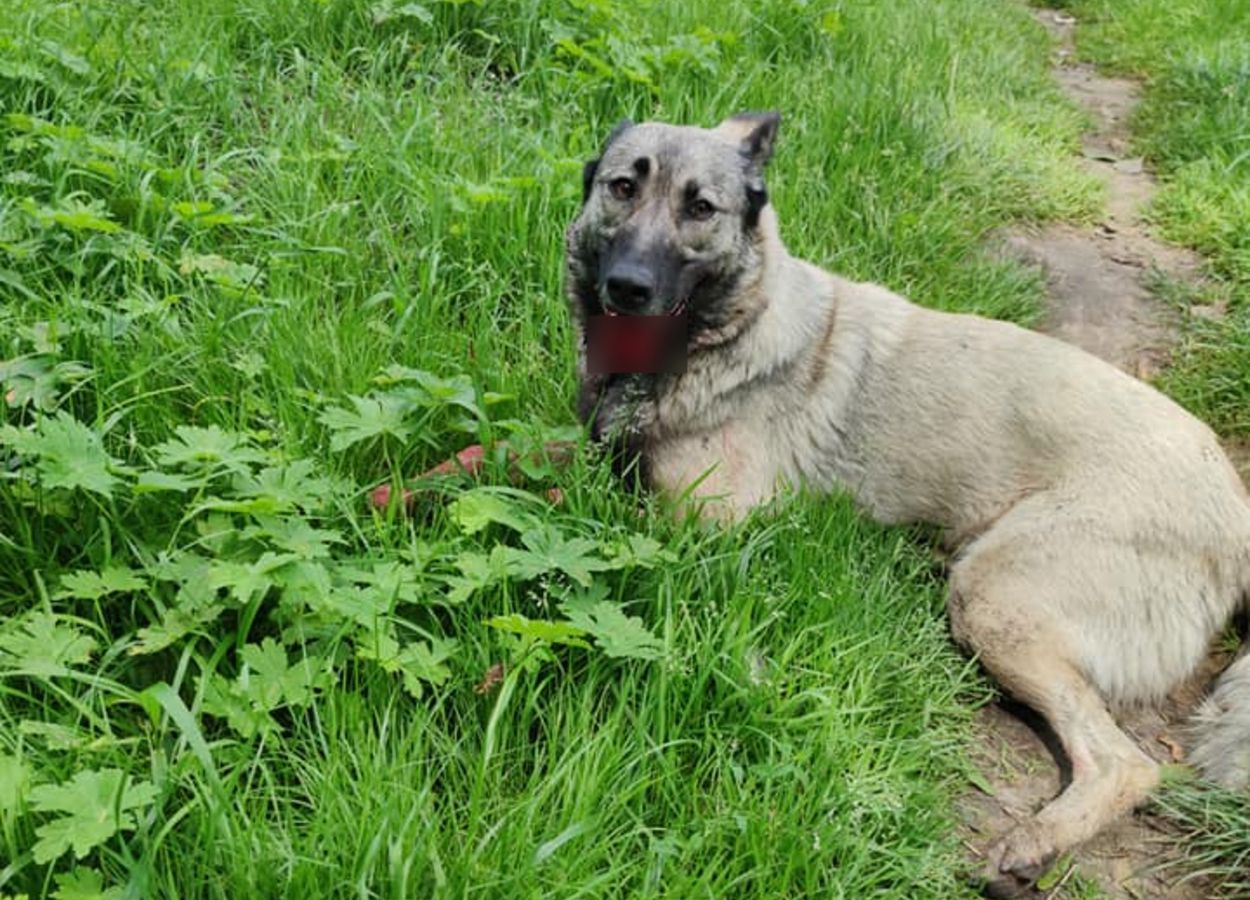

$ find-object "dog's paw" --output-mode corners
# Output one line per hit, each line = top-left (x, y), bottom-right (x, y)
(978, 825), (1058, 898)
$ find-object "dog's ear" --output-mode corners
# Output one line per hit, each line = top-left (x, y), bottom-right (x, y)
(602, 118), (635, 152)
(715, 111), (781, 168)
(581, 119), (636, 204)
(717, 112), (779, 227)
(581, 158), (600, 204)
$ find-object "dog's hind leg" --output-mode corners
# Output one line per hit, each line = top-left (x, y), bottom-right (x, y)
(948, 561), (1160, 897)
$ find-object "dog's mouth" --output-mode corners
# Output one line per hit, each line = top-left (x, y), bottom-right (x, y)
(601, 297), (688, 318)
(585, 305), (688, 374)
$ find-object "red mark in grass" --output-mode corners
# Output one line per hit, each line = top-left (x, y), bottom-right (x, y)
(368, 441), (576, 513)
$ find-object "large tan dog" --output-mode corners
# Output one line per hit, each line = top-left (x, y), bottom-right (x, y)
(565, 112), (1250, 894)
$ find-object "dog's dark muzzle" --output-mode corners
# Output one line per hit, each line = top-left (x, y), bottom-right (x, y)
(599, 233), (686, 317)
(604, 261), (659, 315)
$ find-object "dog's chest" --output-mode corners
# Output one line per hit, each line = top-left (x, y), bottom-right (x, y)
(645, 418), (785, 520)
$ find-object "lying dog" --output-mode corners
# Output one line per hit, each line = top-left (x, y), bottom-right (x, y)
(565, 112), (1250, 895)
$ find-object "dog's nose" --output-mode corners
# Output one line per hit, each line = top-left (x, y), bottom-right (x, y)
(604, 264), (656, 314)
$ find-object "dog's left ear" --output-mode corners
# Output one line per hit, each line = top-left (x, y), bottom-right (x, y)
(715, 111), (781, 168)
(581, 118), (636, 204)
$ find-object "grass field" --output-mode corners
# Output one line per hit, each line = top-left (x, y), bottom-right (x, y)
(0, 0), (1240, 896)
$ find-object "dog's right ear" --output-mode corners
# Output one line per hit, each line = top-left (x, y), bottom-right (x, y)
(581, 119), (635, 204)
(715, 111), (781, 169)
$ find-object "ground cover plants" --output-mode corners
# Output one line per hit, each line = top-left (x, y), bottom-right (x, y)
(3, 0), (1237, 896)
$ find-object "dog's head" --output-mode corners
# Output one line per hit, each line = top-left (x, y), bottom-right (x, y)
(565, 112), (780, 344)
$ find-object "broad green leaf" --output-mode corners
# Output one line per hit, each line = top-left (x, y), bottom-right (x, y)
(152, 425), (265, 475)
(23, 197), (120, 234)
(409, 370), (481, 418)
(34, 413), (122, 496)
(271, 559), (333, 613)
(131, 577), (223, 655)
(376, 366), (481, 418)
(205, 561), (264, 607)
(147, 550), (210, 583)
(1, 412), (122, 497)
(485, 614), (590, 649)
(356, 630), (454, 698)
(196, 495), (285, 516)
(132, 605), (223, 655)
(195, 511), (246, 551)
(0, 423), (39, 455)
(238, 638), (329, 710)
(177, 251), (263, 289)
(245, 516), (343, 559)
(560, 596), (664, 660)
(0, 356), (91, 411)
(442, 544), (546, 603)
(0, 753), (33, 816)
(55, 566), (145, 601)
(318, 394), (413, 451)
(239, 638), (291, 708)
(519, 526), (612, 587)
(310, 584), (392, 626)
(447, 488), (537, 535)
(230, 459), (340, 512)
(53, 867), (124, 900)
(133, 470), (201, 493)
(0, 612), (97, 676)
(205, 552), (296, 606)
(200, 674), (273, 738)
(28, 768), (159, 863)
(337, 560), (423, 605)
(606, 534), (678, 569)
(443, 551), (498, 605)
(395, 639), (454, 698)
(495, 545), (555, 581)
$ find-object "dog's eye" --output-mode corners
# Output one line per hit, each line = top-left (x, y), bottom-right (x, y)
(608, 178), (637, 201)
(687, 198), (716, 221)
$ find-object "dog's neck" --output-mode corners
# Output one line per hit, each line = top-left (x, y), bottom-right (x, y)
(651, 221), (835, 437)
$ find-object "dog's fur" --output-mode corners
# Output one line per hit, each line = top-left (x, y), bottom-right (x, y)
(565, 112), (1250, 894)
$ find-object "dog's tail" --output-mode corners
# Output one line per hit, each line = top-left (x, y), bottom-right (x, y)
(1188, 597), (1250, 788)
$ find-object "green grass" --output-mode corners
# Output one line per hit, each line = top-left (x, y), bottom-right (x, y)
(0, 0), (1119, 896)
(1150, 779), (1250, 900)
(1058, 0), (1250, 438)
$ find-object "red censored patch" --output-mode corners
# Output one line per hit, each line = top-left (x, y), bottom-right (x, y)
(585, 314), (688, 374)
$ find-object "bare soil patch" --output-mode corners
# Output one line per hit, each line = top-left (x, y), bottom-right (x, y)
(996, 10), (1206, 379)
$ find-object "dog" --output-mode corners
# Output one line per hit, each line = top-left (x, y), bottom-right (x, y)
(565, 112), (1250, 895)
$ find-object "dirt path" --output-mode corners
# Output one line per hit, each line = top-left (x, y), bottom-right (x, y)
(997, 10), (1206, 380)
(960, 8), (1228, 899)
